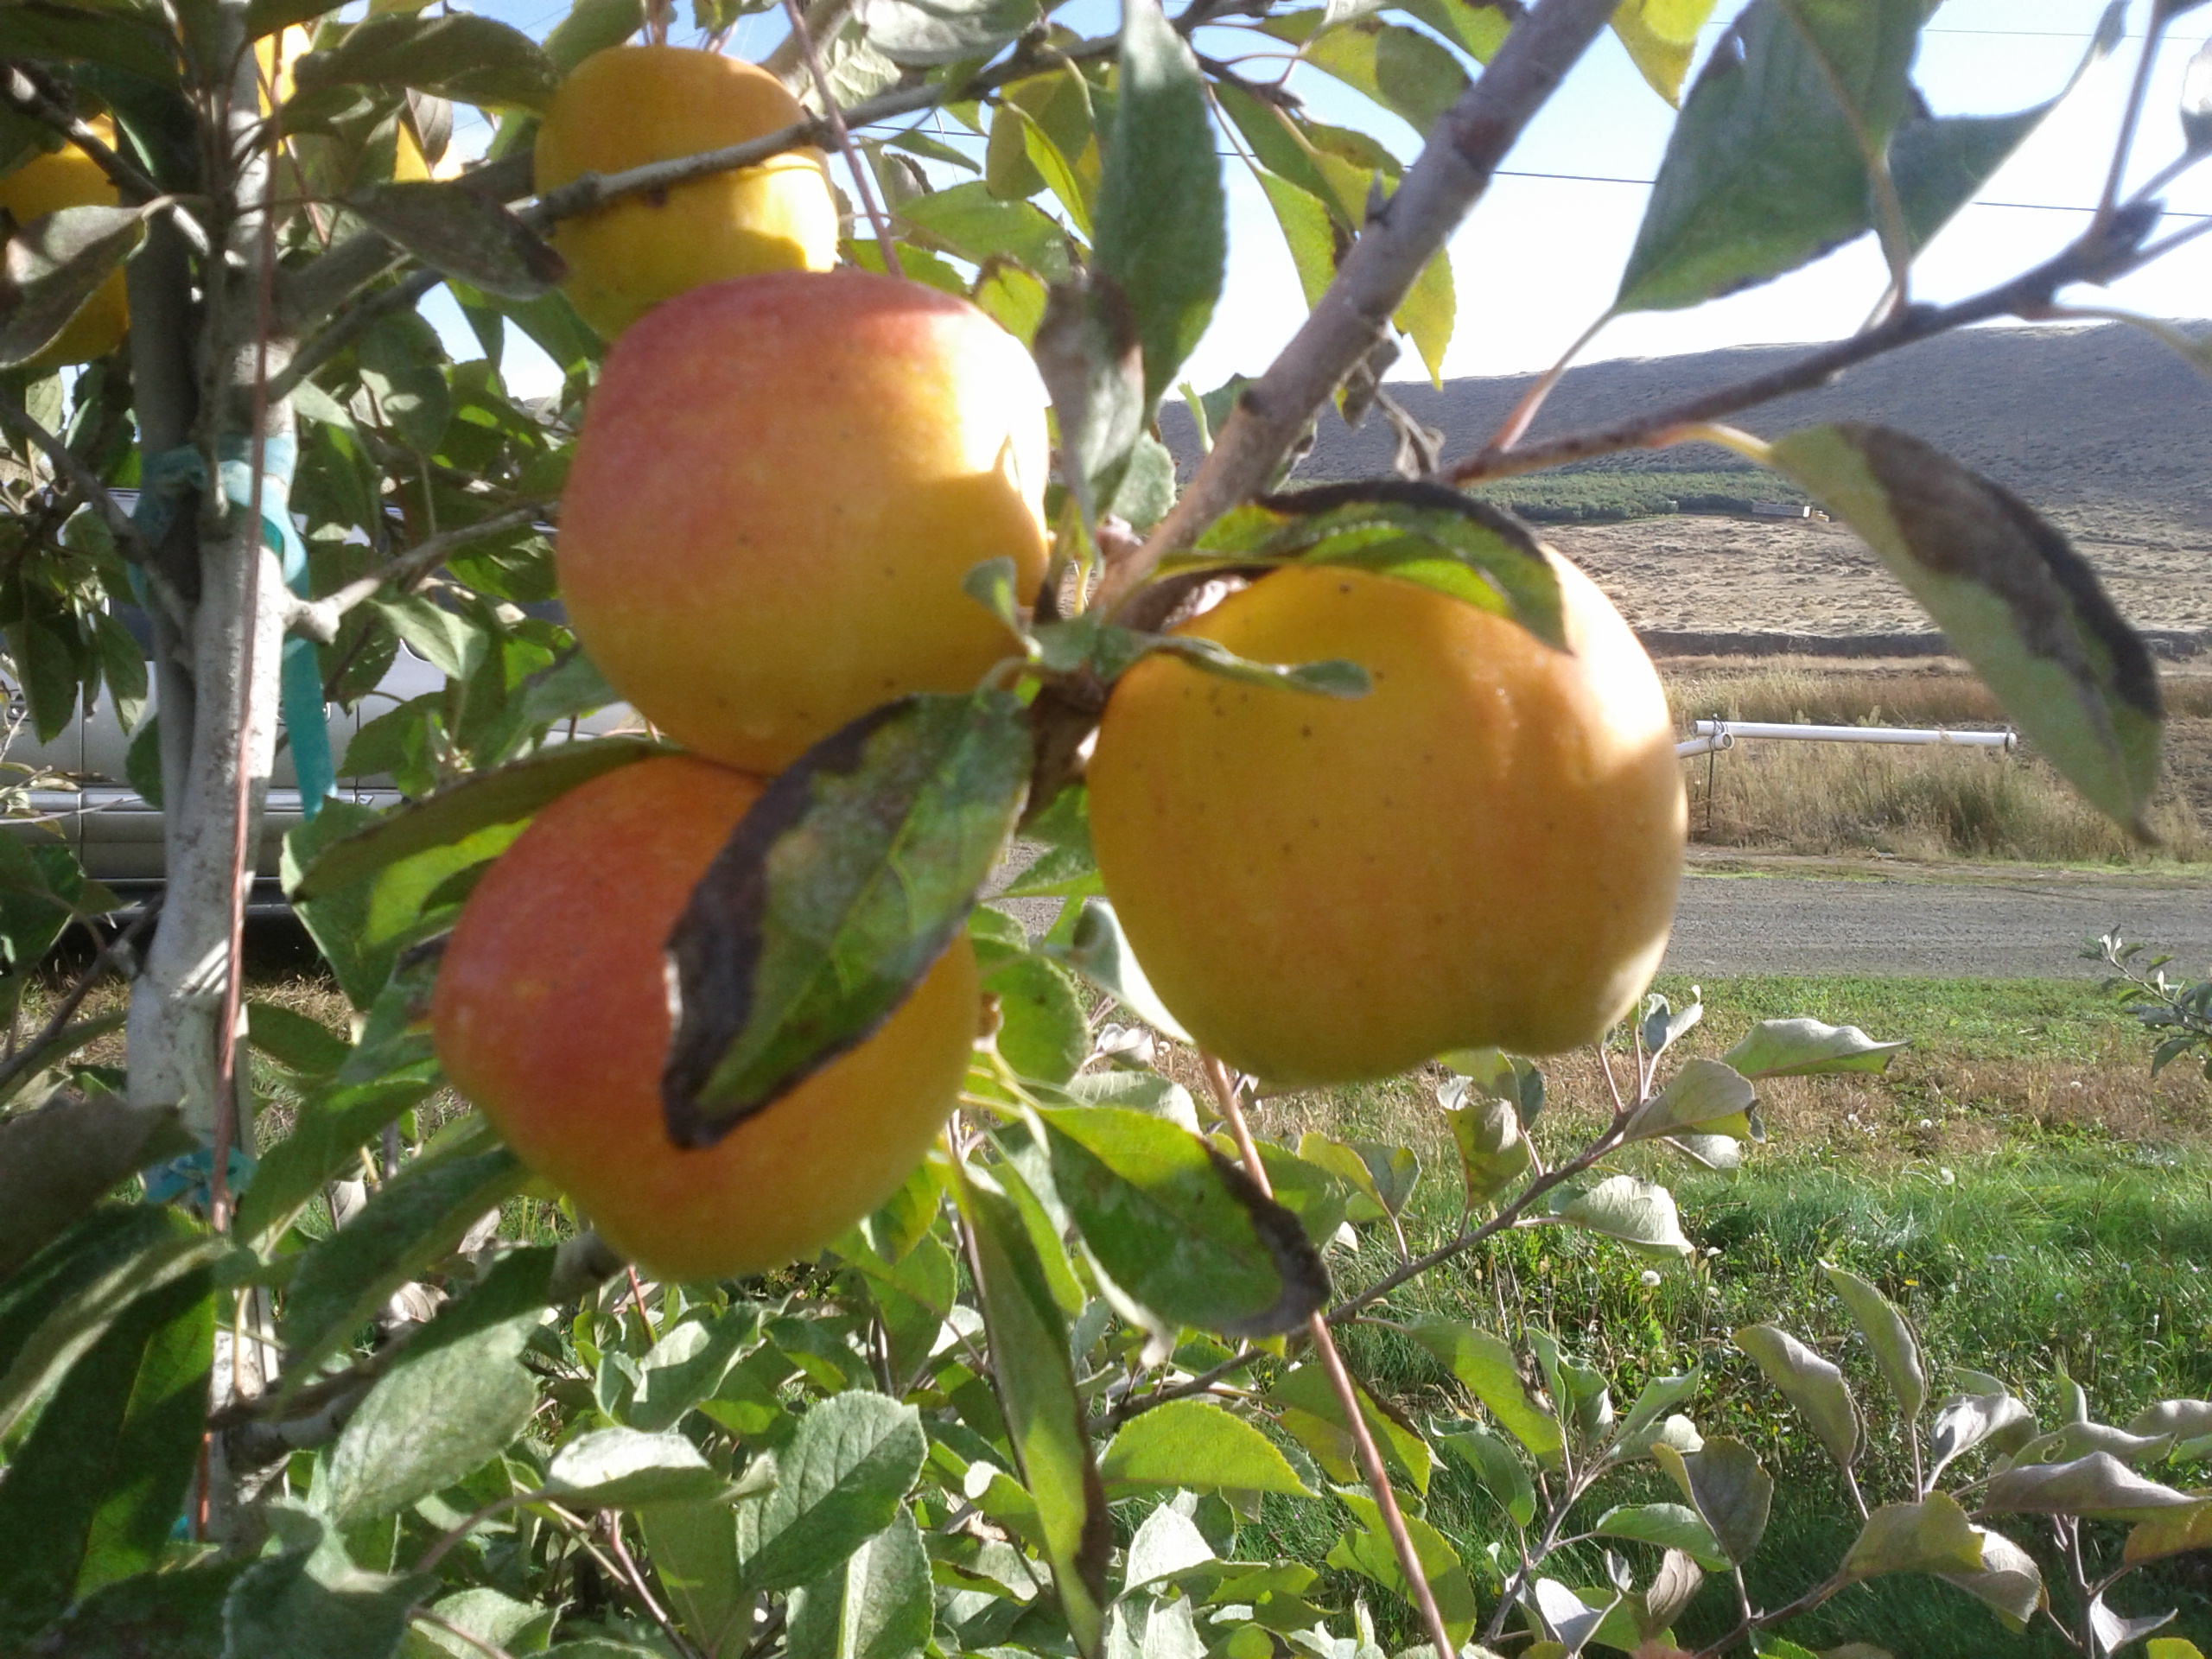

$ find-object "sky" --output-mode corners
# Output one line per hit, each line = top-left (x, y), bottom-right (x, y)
(424, 0), (2212, 398)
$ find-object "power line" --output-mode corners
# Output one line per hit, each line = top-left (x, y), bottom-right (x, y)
(1490, 168), (2212, 219)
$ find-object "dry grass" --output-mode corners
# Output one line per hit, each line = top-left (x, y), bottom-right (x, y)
(1662, 658), (2212, 863)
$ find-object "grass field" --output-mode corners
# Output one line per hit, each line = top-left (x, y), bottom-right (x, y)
(1466, 467), (1809, 523)
(1240, 970), (2212, 1655)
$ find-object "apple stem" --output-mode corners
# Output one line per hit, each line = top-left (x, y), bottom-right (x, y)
(778, 0), (906, 280)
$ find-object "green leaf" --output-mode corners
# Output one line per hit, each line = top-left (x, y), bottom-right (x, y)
(860, 0), (1039, 65)
(0, 1210), (225, 1446)
(1408, 1323), (1563, 1467)
(0, 200), (149, 370)
(1093, 0), (1225, 409)
(1440, 1094), (1530, 1208)
(1126, 1500), (1215, 1591)
(295, 12), (560, 110)
(1038, 897), (1190, 1042)
(2123, 1502), (2212, 1567)
(1766, 422), (2164, 836)
(1612, 0), (1719, 105)
(898, 181), (1072, 281)
(1267, 1363), (1432, 1496)
(1192, 481), (1567, 648)
(1033, 269), (1145, 529)
(1822, 1262), (1926, 1427)
(235, 1076), (437, 1247)
(1936, 1528), (2045, 1630)
(1101, 1399), (1318, 1499)
(630, 1307), (762, 1433)
(1549, 1175), (1694, 1259)
(293, 735), (663, 902)
(640, 1501), (745, 1651)
(1734, 1323), (1860, 1469)
(1254, 168), (1338, 310)
(1721, 1015), (1907, 1078)
(0, 3), (180, 85)
(1392, 245), (1453, 386)
(89, 607), (146, 734)
(664, 691), (1030, 1139)
(318, 1313), (539, 1522)
(16, 1560), (246, 1657)
(247, 1001), (353, 1078)
(1623, 1058), (1758, 1144)
(1302, 21), (1469, 135)
(1036, 1105), (1329, 1338)
(8, 614), (79, 745)
(955, 1166), (1109, 1656)
(0, 1096), (191, 1281)
(279, 1145), (527, 1376)
(1616, 0), (1921, 313)
(546, 1426), (730, 1508)
(1840, 1492), (1984, 1582)
(1433, 1421), (1536, 1527)
(1653, 1437), (1772, 1566)
(788, 1508), (933, 1659)
(742, 1392), (930, 1593)
(1325, 1488), (1478, 1650)
(1593, 1503), (1730, 1572)
(222, 1503), (435, 1659)
(987, 955), (1090, 1085)
(403, 1589), (557, 1659)
(0, 1258), (212, 1640)
(344, 181), (565, 302)
(1979, 1452), (2200, 1522)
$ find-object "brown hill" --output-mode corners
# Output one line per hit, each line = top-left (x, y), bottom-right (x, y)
(1166, 321), (2212, 530)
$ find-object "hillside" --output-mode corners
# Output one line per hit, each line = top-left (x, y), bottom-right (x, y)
(1166, 321), (2212, 525)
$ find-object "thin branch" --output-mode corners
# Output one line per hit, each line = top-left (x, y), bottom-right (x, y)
(2096, 3), (2174, 227)
(288, 499), (556, 641)
(765, 0), (858, 91)
(780, 0), (903, 277)
(1095, 0), (1623, 617)
(0, 393), (157, 567)
(0, 899), (159, 1102)
(265, 265), (439, 407)
(1440, 202), (2165, 486)
(1201, 1055), (1459, 1659)
(0, 63), (162, 201)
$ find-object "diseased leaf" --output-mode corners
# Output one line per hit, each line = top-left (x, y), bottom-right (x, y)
(1768, 422), (2164, 836)
(1102, 1399), (1317, 1498)
(1734, 1323), (1860, 1469)
(663, 691), (1031, 1141)
(1192, 481), (1566, 648)
(1653, 1437), (1772, 1566)
(345, 181), (565, 301)
(1093, 0), (1225, 408)
(1721, 1016), (1907, 1078)
(1036, 1106), (1329, 1338)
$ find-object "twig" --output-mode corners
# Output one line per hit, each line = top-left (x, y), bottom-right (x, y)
(0, 394), (158, 569)
(1439, 202), (2165, 486)
(779, 0), (904, 277)
(603, 1512), (703, 1659)
(0, 899), (159, 1102)
(1093, 0), (1621, 615)
(765, 0), (856, 89)
(264, 265), (438, 407)
(1199, 1055), (1459, 1659)
(0, 63), (162, 201)
(286, 499), (555, 641)
(2096, 2), (2174, 228)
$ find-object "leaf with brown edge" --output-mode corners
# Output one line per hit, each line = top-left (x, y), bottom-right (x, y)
(1768, 423), (2163, 837)
(662, 690), (1031, 1146)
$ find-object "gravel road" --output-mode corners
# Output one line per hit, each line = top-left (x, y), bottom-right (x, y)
(1662, 864), (2212, 978)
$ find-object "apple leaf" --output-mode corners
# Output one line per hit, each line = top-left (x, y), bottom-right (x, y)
(293, 12), (560, 111)
(663, 690), (1031, 1143)
(344, 181), (566, 302)
(1767, 422), (2163, 836)
(0, 202), (151, 369)
(1190, 480), (1566, 648)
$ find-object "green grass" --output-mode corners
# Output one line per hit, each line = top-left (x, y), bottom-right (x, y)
(1467, 467), (1808, 523)
(1256, 975), (2212, 1654)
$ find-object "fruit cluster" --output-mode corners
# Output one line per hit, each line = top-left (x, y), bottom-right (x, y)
(435, 45), (1045, 1281)
(433, 42), (1688, 1284)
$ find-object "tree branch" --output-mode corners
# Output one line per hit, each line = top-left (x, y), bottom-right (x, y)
(0, 63), (162, 201)
(1094, 0), (1623, 616)
(0, 392), (156, 564)
(0, 899), (160, 1103)
(287, 499), (556, 642)
(1438, 200), (2167, 486)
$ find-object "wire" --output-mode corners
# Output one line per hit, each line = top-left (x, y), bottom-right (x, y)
(1488, 168), (2212, 219)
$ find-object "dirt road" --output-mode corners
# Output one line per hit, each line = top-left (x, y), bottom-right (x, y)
(1663, 858), (2212, 978)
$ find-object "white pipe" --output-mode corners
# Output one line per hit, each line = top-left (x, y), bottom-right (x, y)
(1675, 733), (1733, 758)
(1690, 718), (2017, 751)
